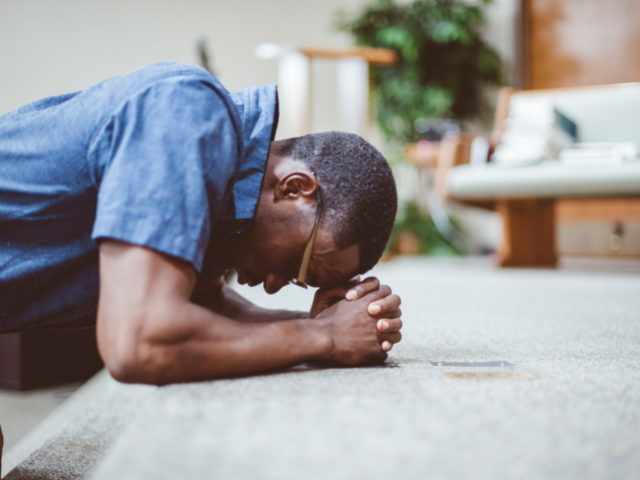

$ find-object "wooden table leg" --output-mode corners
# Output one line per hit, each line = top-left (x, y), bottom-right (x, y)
(497, 199), (558, 268)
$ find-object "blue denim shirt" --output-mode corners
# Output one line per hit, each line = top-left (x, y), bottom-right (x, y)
(0, 62), (278, 332)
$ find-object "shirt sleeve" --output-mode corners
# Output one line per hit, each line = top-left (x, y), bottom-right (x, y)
(91, 76), (240, 273)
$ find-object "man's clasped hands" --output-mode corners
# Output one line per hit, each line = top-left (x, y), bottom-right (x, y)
(308, 276), (403, 365)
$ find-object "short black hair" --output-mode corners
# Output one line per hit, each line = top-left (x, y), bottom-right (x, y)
(274, 131), (397, 273)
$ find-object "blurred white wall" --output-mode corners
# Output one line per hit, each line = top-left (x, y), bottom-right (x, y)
(0, 0), (518, 133)
(0, 0), (358, 130)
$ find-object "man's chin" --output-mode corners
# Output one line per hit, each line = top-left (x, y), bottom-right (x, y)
(263, 277), (286, 295)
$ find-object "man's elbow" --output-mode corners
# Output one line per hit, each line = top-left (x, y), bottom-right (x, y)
(102, 342), (166, 386)
(98, 316), (170, 386)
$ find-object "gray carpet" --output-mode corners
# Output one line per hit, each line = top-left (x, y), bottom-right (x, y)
(3, 373), (154, 480)
(90, 258), (640, 480)
(5, 257), (640, 480)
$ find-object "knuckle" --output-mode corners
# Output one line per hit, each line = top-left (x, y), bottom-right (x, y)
(365, 289), (384, 302)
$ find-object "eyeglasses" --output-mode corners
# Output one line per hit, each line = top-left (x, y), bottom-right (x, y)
(290, 182), (323, 289)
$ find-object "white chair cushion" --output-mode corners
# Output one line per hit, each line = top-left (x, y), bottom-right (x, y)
(447, 162), (640, 200)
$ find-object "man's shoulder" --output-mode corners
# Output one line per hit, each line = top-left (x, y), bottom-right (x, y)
(102, 62), (229, 99)
(123, 62), (216, 83)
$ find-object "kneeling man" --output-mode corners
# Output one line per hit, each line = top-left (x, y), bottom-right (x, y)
(0, 62), (402, 387)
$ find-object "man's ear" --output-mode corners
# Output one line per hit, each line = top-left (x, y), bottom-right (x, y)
(275, 172), (318, 200)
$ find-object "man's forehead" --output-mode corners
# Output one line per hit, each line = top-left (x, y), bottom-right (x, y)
(308, 244), (360, 287)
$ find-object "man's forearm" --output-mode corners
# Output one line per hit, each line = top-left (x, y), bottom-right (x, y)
(194, 284), (308, 322)
(107, 301), (327, 385)
(98, 242), (402, 387)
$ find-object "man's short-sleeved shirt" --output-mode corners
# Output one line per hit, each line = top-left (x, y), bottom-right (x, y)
(0, 62), (278, 332)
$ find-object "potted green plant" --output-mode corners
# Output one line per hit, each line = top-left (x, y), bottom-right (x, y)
(336, 0), (503, 144)
(389, 201), (460, 255)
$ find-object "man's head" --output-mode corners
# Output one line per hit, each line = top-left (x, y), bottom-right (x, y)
(229, 131), (397, 293)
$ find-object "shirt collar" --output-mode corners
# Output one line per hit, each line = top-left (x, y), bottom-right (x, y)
(226, 84), (279, 227)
